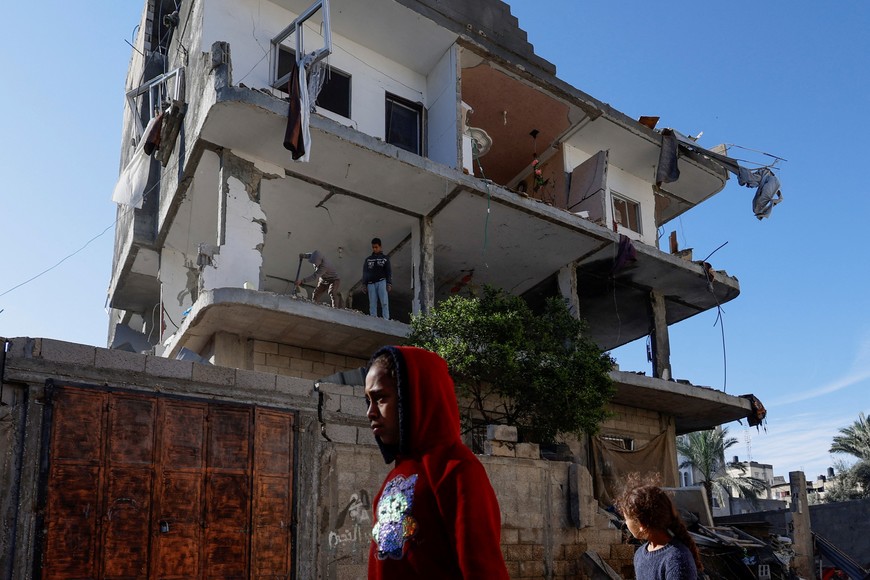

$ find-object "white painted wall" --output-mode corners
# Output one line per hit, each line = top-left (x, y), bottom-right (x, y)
(426, 46), (459, 168)
(564, 143), (657, 246)
(606, 165), (656, 245)
(200, 0), (438, 144)
(201, 174), (267, 291)
(159, 246), (197, 340)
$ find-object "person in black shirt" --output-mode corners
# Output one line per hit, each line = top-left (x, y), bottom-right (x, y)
(363, 238), (391, 319)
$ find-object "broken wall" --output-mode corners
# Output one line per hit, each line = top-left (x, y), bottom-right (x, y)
(1, 337), (641, 579)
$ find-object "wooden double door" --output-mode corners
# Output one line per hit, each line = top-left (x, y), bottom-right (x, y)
(39, 384), (295, 579)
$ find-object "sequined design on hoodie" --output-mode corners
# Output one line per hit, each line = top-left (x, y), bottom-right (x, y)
(371, 474), (418, 559)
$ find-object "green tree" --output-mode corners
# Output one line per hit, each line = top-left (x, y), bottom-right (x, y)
(823, 459), (870, 502)
(676, 427), (768, 511)
(407, 286), (615, 444)
(829, 412), (870, 461)
(825, 412), (870, 502)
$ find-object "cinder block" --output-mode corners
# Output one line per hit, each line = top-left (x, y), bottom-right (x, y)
(322, 393), (340, 412)
(519, 559), (545, 577)
(515, 442), (540, 459)
(323, 423), (357, 444)
(236, 368), (277, 391)
(145, 356), (192, 380)
(191, 362), (235, 386)
(564, 542), (588, 559)
(518, 528), (542, 544)
(95, 348), (146, 372)
(346, 356), (367, 367)
(501, 528), (519, 545)
(487, 424), (518, 442)
(312, 361), (334, 375)
(266, 353), (290, 368)
(316, 382), (352, 395)
(41, 339), (96, 366)
(254, 340), (278, 354)
(340, 394), (367, 417)
(324, 352), (346, 367)
(553, 559), (578, 577)
(357, 428), (377, 446)
(276, 374), (314, 397)
(484, 440), (516, 457)
(278, 344), (302, 358)
(253, 351), (266, 365)
(301, 348), (326, 362)
(505, 544), (534, 561)
(289, 358), (313, 372)
(611, 543), (636, 560)
(336, 564), (367, 580)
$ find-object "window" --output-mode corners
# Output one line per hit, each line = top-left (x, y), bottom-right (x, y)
(600, 434), (634, 450)
(274, 47), (351, 119)
(612, 193), (641, 233)
(385, 93), (423, 155)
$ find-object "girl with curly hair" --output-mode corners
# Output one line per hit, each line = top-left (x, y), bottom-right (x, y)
(615, 481), (703, 580)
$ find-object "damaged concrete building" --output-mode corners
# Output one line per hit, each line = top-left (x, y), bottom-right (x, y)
(0, 0), (780, 578)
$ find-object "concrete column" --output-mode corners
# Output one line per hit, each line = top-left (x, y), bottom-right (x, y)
(789, 471), (814, 579)
(203, 150), (267, 292)
(648, 290), (672, 380)
(212, 332), (251, 369)
(415, 216), (435, 315)
(557, 263), (580, 319)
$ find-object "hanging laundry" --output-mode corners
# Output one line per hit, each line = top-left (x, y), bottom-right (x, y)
(660, 129), (784, 220)
(143, 111), (164, 155)
(283, 60), (311, 162)
(739, 166), (783, 220)
(740, 393), (768, 431)
(112, 114), (161, 209)
(655, 128), (680, 187)
(611, 234), (637, 274)
(157, 100), (187, 167)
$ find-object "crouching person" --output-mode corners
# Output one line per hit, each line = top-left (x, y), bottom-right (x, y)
(364, 346), (509, 579)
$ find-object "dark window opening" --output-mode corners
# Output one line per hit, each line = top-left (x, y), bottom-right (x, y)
(276, 47), (351, 119)
(385, 93), (423, 155)
(601, 434), (635, 450)
(148, 0), (181, 55)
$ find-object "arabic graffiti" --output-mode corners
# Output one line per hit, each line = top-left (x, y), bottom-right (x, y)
(327, 490), (371, 550)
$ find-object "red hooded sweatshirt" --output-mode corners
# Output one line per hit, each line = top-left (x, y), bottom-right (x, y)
(367, 346), (509, 580)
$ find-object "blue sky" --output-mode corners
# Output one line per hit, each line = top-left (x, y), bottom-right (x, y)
(2, 1), (868, 483)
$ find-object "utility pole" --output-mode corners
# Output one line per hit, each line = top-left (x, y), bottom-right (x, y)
(789, 471), (814, 578)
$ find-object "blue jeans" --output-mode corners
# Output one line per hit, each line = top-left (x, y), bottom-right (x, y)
(367, 279), (389, 319)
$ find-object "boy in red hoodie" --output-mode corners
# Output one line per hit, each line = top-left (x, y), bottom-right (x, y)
(364, 346), (509, 579)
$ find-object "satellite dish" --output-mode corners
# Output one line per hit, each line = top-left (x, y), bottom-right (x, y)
(467, 127), (492, 158)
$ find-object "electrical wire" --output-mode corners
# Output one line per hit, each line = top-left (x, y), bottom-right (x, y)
(0, 221), (118, 299)
(1, 144), (185, 301)
(700, 241), (729, 392)
(472, 142), (491, 265)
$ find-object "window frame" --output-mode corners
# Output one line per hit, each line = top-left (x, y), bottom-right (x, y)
(385, 92), (424, 156)
(611, 192), (642, 234)
(272, 46), (352, 119)
(270, 0), (332, 89)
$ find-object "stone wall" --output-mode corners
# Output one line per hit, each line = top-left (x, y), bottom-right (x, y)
(251, 339), (367, 380)
(1, 337), (641, 579)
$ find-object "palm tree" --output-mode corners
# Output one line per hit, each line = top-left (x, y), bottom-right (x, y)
(677, 427), (767, 512)
(829, 412), (870, 461)
(827, 412), (870, 501)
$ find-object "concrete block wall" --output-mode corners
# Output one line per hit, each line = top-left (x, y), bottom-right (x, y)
(252, 339), (367, 380)
(2, 337), (639, 579)
(600, 402), (669, 447)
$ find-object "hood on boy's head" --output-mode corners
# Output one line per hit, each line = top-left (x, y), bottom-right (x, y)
(307, 250), (322, 265)
(368, 346), (461, 463)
